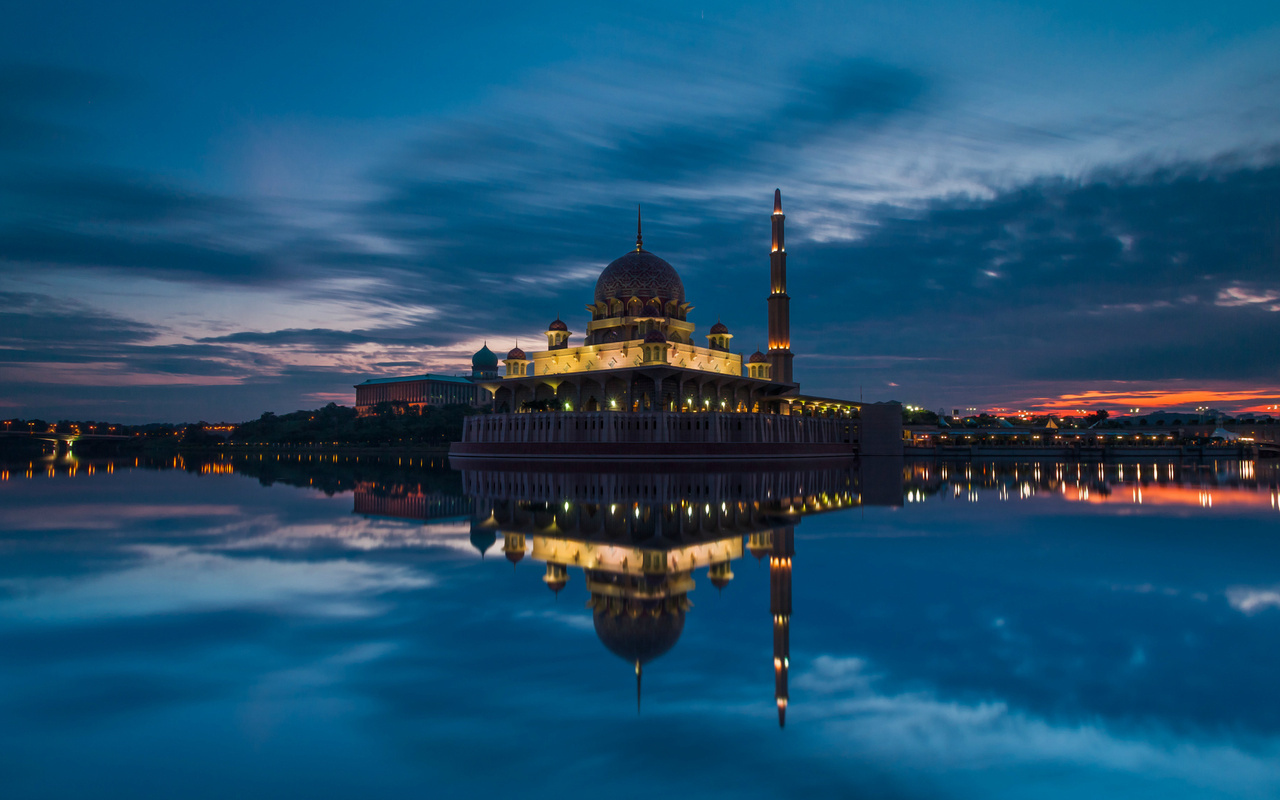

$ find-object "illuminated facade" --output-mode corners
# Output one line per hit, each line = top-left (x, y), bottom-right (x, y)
(472, 199), (805, 416)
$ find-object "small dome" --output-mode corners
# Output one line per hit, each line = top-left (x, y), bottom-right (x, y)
(709, 320), (729, 335)
(749, 349), (768, 364)
(505, 550), (525, 565)
(506, 346), (526, 360)
(472, 343), (498, 369)
(709, 574), (732, 590)
(644, 330), (667, 343)
(469, 526), (496, 556)
(595, 249), (685, 305)
(547, 318), (569, 332)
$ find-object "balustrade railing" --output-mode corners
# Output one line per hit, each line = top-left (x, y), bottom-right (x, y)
(462, 411), (858, 446)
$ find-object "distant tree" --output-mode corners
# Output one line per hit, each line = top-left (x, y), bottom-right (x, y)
(902, 408), (939, 425)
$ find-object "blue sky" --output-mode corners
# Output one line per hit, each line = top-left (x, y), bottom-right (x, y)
(2, 1), (1279, 421)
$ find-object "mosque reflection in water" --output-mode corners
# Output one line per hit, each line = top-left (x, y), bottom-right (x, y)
(6, 449), (1277, 729)
(355, 460), (903, 726)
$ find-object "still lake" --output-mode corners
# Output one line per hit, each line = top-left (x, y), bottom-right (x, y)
(1, 453), (1278, 799)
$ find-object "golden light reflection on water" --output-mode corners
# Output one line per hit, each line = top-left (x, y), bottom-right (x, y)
(904, 458), (1279, 512)
(5, 450), (1279, 515)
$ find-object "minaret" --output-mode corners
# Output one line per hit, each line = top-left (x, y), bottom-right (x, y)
(770, 524), (794, 728)
(767, 189), (794, 384)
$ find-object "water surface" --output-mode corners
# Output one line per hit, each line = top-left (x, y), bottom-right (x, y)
(1, 454), (1277, 799)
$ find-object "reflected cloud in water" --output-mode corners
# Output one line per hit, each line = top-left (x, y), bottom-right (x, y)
(0, 452), (1278, 798)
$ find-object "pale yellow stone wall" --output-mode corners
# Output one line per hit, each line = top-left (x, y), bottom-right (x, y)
(529, 535), (743, 578)
(515, 340), (743, 377)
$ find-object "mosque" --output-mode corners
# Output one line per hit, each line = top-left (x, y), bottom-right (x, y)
(470, 191), (801, 415)
(443, 191), (901, 458)
(356, 191), (900, 456)
(467, 190), (823, 410)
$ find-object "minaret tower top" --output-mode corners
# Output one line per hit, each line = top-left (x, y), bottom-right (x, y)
(767, 189), (795, 384)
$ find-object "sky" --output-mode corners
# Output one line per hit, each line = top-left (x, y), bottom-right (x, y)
(2, 0), (1279, 422)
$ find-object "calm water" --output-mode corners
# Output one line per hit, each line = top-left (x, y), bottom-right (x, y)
(1, 454), (1278, 799)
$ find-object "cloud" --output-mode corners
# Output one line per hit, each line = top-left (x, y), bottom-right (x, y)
(590, 59), (926, 181)
(0, 545), (432, 622)
(2, 40), (1280, 417)
(0, 504), (240, 532)
(796, 656), (1280, 797)
(0, 290), (157, 349)
(789, 160), (1280, 401)
(1216, 285), (1280, 311)
(1226, 586), (1280, 615)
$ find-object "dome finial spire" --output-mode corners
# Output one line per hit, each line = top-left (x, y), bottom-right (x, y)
(636, 205), (643, 251)
(774, 188), (782, 214)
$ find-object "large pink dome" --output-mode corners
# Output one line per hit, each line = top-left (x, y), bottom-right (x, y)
(594, 249), (685, 305)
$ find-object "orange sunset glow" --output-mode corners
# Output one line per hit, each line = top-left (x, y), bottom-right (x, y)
(1021, 388), (1280, 415)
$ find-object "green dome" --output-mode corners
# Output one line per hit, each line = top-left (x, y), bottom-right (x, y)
(472, 343), (498, 370)
(469, 526), (497, 556)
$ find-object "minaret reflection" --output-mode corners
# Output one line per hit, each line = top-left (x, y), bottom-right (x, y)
(770, 524), (793, 727)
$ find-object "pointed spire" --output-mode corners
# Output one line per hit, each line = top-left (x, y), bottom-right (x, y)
(636, 205), (643, 251)
(774, 188), (782, 214)
(636, 661), (642, 714)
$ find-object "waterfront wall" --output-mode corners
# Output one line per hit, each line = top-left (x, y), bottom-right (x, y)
(462, 411), (857, 446)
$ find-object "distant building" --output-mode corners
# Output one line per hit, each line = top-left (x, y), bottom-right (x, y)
(354, 344), (500, 415)
(354, 373), (481, 415)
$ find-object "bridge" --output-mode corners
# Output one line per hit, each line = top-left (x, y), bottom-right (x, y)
(0, 430), (134, 454)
